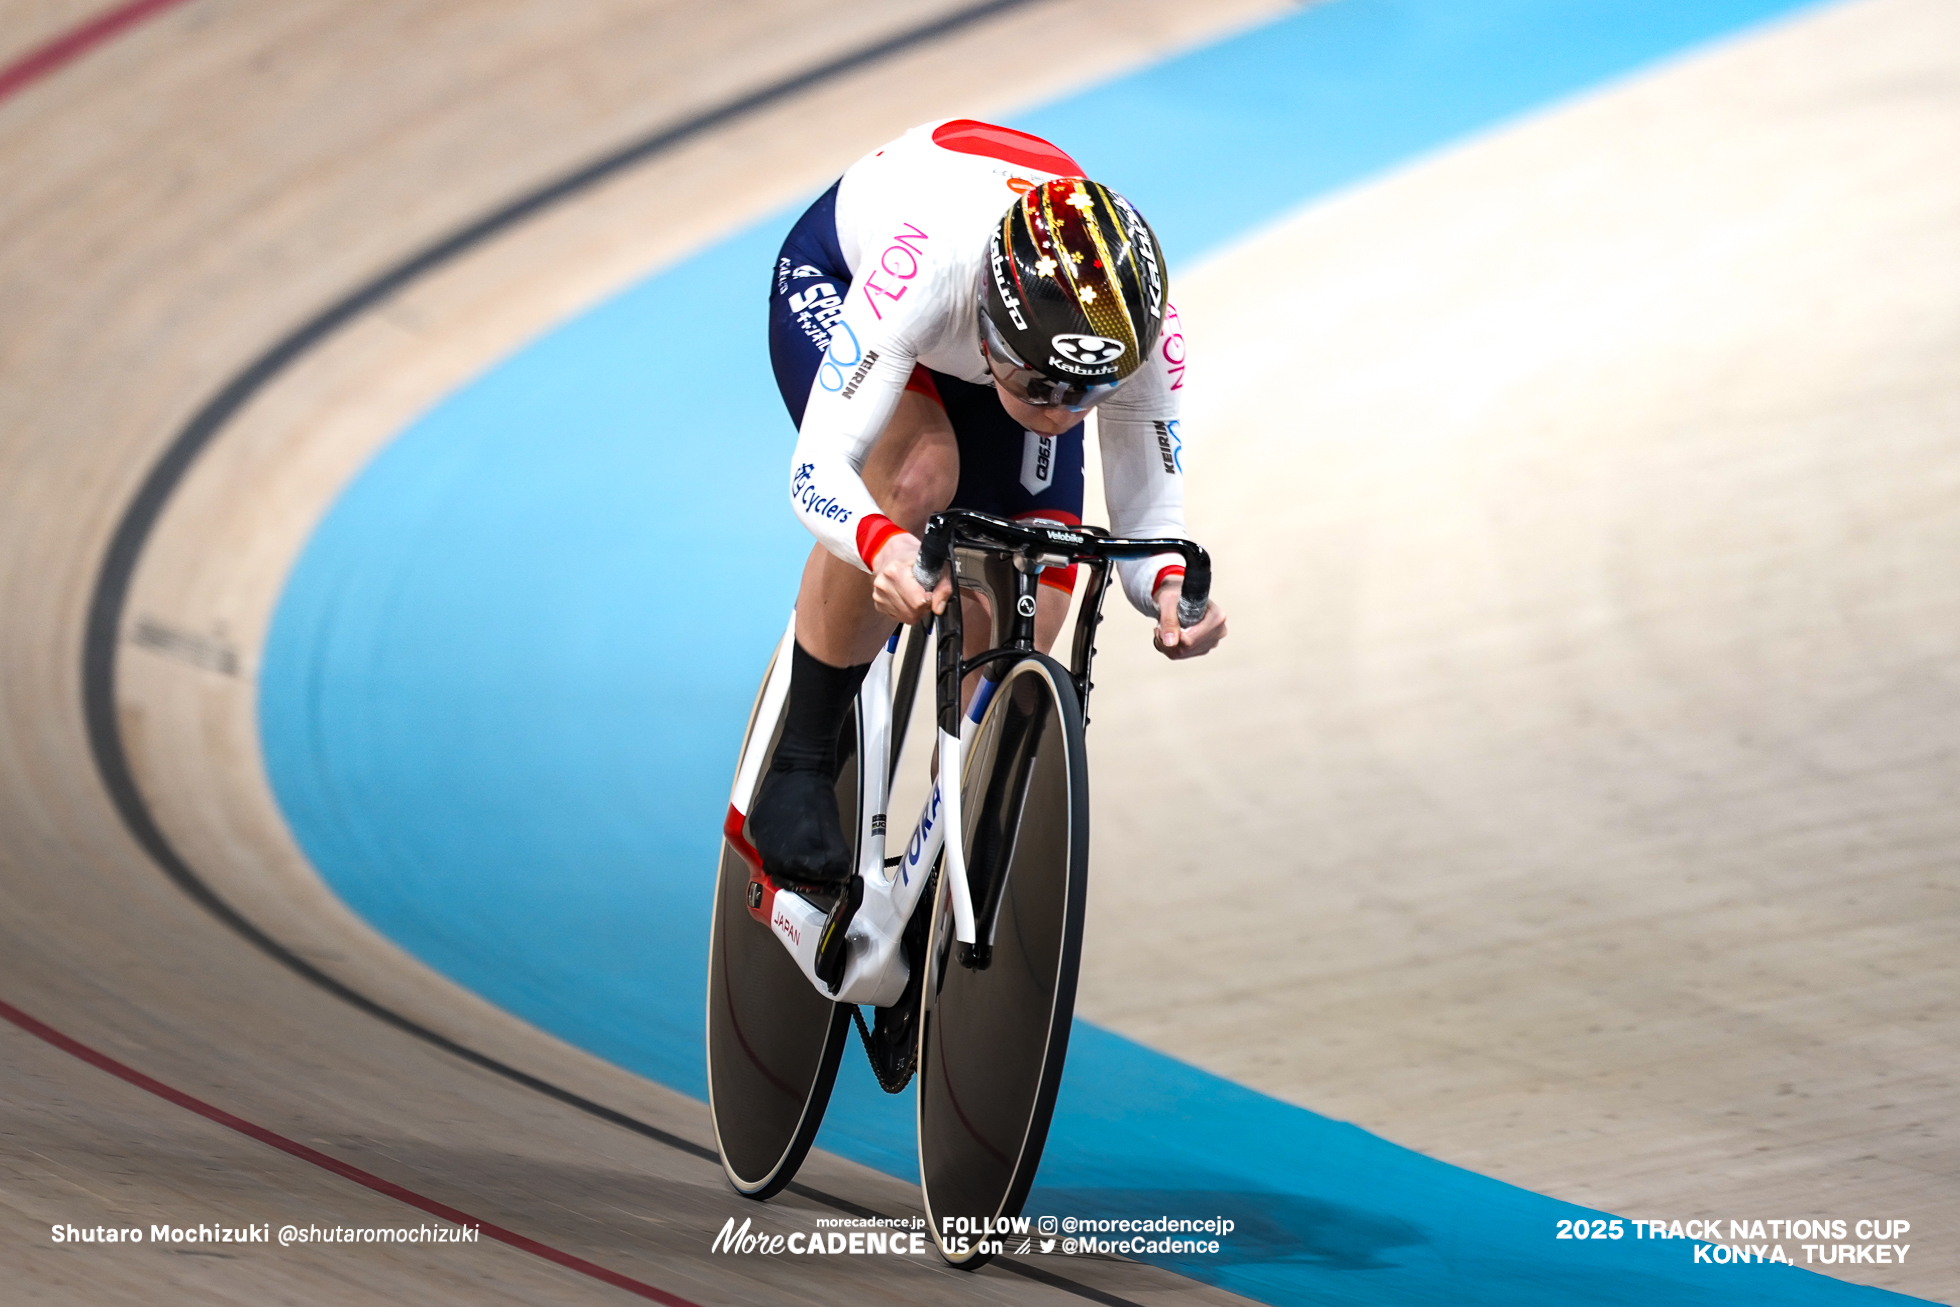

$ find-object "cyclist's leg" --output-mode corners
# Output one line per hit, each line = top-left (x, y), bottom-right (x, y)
(753, 387), (955, 883)
(754, 179), (962, 882)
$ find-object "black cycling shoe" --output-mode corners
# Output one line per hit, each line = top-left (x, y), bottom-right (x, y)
(748, 765), (852, 886)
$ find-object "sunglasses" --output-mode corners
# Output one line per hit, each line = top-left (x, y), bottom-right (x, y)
(979, 311), (1125, 414)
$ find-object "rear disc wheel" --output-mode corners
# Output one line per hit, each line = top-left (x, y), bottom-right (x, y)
(706, 649), (859, 1198)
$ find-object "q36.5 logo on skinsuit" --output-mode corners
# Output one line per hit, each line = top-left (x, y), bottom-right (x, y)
(1050, 334), (1126, 368)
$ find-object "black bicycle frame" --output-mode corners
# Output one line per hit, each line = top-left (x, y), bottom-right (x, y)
(912, 509), (1212, 730)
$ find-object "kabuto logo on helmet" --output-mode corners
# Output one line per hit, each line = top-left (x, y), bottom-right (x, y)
(1050, 334), (1127, 368)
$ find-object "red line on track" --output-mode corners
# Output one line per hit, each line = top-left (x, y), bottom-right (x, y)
(0, 0), (198, 104)
(0, 998), (702, 1306)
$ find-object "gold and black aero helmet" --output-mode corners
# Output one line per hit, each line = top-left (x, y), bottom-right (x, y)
(979, 178), (1167, 412)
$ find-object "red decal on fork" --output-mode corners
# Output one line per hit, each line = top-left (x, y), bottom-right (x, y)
(725, 804), (776, 925)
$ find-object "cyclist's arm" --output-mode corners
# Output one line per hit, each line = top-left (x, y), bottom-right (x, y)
(1094, 343), (1190, 617)
(787, 286), (923, 571)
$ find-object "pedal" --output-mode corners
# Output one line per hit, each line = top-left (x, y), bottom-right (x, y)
(958, 941), (993, 971)
(812, 876), (864, 994)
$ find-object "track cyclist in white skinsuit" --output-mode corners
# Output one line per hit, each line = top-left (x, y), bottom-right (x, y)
(750, 120), (1227, 1065)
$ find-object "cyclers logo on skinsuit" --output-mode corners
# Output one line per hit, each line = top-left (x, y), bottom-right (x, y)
(790, 462), (854, 525)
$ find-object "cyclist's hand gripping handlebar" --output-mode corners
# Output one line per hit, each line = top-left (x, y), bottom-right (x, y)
(913, 518), (951, 594)
(1175, 553), (1212, 630)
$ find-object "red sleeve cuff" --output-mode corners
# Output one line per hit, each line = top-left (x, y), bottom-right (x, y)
(856, 514), (906, 570)
(1152, 564), (1186, 597)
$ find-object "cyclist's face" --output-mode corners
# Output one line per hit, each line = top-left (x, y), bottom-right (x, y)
(997, 387), (1081, 435)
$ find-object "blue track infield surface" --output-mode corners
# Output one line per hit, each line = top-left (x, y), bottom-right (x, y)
(261, 2), (1932, 1302)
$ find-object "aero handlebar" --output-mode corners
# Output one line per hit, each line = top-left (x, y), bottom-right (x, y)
(911, 510), (1211, 628)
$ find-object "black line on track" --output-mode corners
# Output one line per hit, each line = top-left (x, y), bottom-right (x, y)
(79, 2), (1151, 1304)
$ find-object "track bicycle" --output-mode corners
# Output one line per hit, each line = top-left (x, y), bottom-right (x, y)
(705, 509), (1211, 1267)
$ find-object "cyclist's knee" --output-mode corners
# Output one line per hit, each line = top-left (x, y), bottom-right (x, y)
(864, 393), (957, 534)
(884, 456), (956, 534)
(881, 442), (957, 535)
(1033, 582), (1070, 653)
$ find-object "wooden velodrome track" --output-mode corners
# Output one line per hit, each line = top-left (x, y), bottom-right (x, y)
(0, 2), (1296, 1303)
(1, 0), (1954, 1304)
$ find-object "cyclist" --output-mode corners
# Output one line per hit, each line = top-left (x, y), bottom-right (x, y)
(751, 119), (1227, 1065)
